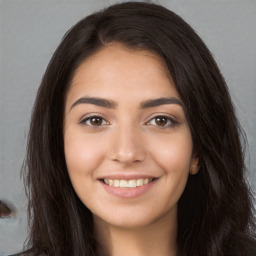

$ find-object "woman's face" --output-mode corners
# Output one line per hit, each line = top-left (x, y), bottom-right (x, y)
(64, 43), (199, 228)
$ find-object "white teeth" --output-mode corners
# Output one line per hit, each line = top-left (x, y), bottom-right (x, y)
(120, 180), (128, 188)
(114, 180), (119, 187)
(103, 178), (154, 188)
(136, 179), (144, 186)
(128, 180), (137, 188)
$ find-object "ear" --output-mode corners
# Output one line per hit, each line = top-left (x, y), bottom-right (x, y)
(189, 151), (200, 175)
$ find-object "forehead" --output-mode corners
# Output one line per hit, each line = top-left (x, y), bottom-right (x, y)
(66, 43), (179, 106)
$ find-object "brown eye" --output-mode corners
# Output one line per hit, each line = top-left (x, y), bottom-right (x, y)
(155, 116), (168, 126)
(147, 115), (178, 129)
(80, 115), (108, 127)
(90, 117), (103, 126)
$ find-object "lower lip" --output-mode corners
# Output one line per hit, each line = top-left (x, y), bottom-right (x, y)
(100, 179), (157, 198)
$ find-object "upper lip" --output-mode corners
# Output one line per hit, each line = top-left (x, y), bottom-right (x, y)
(98, 174), (159, 180)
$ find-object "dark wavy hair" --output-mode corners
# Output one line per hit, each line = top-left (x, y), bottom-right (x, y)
(22, 2), (255, 256)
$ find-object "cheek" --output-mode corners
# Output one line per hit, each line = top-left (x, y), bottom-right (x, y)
(64, 128), (105, 178)
(153, 134), (193, 207)
(148, 130), (193, 197)
(150, 130), (193, 167)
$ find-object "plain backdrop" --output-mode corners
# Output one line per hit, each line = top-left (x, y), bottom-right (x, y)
(0, 0), (255, 255)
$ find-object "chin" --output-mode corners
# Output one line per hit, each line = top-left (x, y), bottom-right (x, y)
(93, 205), (177, 230)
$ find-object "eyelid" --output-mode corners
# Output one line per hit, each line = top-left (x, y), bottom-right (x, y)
(145, 114), (179, 128)
(78, 113), (179, 130)
(79, 114), (110, 128)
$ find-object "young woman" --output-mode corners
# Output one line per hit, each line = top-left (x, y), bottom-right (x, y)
(18, 2), (255, 256)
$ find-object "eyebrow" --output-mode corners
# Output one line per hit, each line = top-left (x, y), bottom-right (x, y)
(140, 97), (183, 108)
(70, 97), (117, 110)
(69, 96), (183, 111)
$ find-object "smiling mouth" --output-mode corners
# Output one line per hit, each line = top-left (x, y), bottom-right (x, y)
(102, 178), (156, 188)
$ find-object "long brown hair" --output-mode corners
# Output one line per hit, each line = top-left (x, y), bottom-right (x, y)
(22, 2), (255, 256)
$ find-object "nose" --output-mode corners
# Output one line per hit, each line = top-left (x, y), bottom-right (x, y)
(110, 123), (146, 165)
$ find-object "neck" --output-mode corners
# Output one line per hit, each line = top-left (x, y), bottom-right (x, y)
(94, 210), (178, 256)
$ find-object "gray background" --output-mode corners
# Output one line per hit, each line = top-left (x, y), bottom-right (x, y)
(0, 0), (255, 255)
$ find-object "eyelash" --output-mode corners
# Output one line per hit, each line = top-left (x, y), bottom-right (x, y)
(79, 114), (179, 130)
(146, 115), (179, 129)
(79, 115), (109, 130)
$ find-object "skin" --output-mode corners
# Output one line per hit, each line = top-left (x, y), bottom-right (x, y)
(64, 43), (199, 256)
